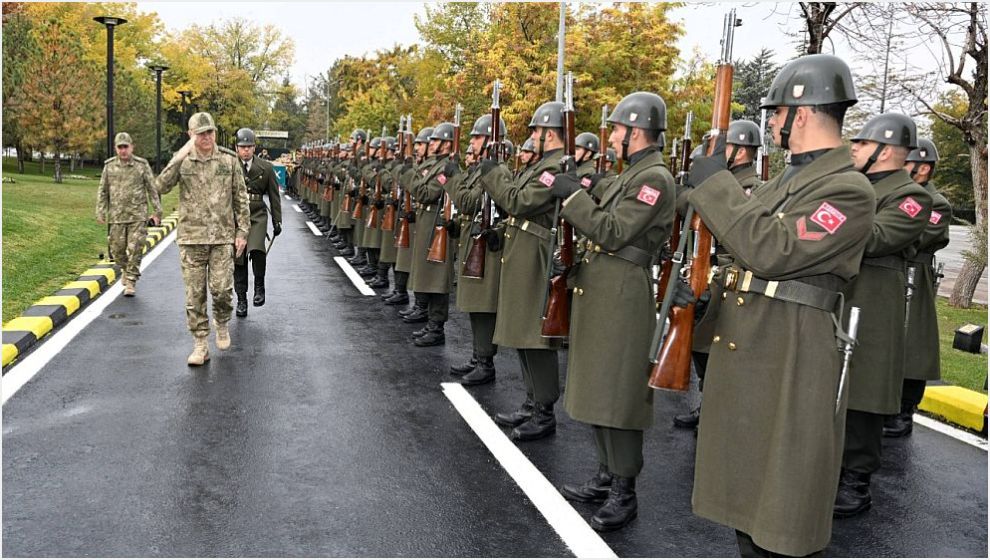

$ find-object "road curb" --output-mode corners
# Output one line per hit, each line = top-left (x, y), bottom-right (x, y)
(2, 214), (179, 370)
(920, 385), (988, 433)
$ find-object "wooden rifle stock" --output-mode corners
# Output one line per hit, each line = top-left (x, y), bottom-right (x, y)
(463, 81), (502, 279)
(427, 105), (461, 263)
(383, 118), (405, 232)
(395, 118), (414, 248)
(367, 127), (388, 229)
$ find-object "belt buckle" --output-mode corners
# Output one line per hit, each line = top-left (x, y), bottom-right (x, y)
(723, 267), (739, 291)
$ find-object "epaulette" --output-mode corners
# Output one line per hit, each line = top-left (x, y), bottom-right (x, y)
(104, 156), (117, 164)
(132, 155), (149, 164)
(218, 146), (238, 157)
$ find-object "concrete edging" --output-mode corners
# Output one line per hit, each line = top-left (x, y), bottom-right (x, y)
(1, 214), (179, 369)
(919, 385), (989, 433)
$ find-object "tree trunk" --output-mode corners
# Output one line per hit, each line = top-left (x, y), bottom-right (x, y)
(949, 259), (986, 308)
(54, 150), (62, 183)
(40, 154), (45, 175)
(70, 154), (76, 172)
(948, 136), (989, 307)
(15, 140), (25, 173)
(968, 141), (987, 233)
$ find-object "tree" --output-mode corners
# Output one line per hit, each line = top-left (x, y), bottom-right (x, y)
(929, 92), (975, 213)
(268, 77), (307, 146)
(732, 48), (781, 122)
(2, 3), (35, 172)
(794, 2), (863, 54)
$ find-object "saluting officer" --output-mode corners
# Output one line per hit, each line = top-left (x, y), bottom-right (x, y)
(679, 54), (875, 557)
(885, 139), (953, 437)
(550, 92), (676, 532)
(233, 128), (282, 317)
(477, 101), (568, 441)
(834, 113), (933, 518)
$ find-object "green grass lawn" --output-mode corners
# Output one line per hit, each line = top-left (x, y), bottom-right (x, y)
(936, 297), (989, 393)
(2, 157), (177, 322)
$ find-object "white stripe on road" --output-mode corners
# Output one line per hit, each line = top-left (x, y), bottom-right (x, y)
(441, 383), (618, 559)
(914, 414), (988, 451)
(305, 221), (322, 236)
(2, 231), (177, 406)
(292, 204), (302, 213)
(333, 257), (377, 296)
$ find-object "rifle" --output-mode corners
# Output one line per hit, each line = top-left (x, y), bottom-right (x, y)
(427, 104), (461, 263)
(597, 104), (609, 175)
(463, 80), (502, 279)
(367, 125), (388, 229)
(904, 265), (917, 332)
(383, 117), (404, 232)
(669, 138), (680, 177)
(656, 111), (693, 305)
(758, 108), (771, 181)
(933, 260), (945, 293)
(541, 71), (576, 338)
(342, 138), (358, 213)
(396, 115), (414, 249)
(351, 127), (372, 220)
(836, 307), (861, 414)
(650, 10), (740, 392)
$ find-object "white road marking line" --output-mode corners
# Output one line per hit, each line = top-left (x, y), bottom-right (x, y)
(441, 383), (618, 559)
(914, 414), (988, 451)
(2, 231), (177, 406)
(305, 221), (322, 236)
(292, 204), (302, 213)
(333, 257), (377, 296)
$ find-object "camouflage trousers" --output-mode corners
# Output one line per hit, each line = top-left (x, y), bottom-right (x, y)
(178, 244), (234, 337)
(109, 221), (148, 283)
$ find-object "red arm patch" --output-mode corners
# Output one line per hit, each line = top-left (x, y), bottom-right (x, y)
(636, 185), (661, 206)
(538, 171), (556, 187)
(436, 173), (447, 186)
(929, 210), (942, 225)
(899, 196), (922, 218)
(809, 202), (847, 234)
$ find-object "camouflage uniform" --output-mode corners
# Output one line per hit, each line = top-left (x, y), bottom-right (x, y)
(96, 149), (162, 284)
(156, 118), (250, 337)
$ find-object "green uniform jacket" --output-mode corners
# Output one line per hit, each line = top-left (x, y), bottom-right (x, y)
(905, 182), (952, 381)
(561, 149), (675, 430)
(333, 163), (354, 229)
(97, 155), (162, 223)
(395, 160), (422, 274)
(450, 164), (503, 313)
(844, 170), (932, 413)
(358, 160), (381, 249)
(409, 156), (455, 294)
(379, 160), (402, 263)
(480, 149), (564, 349)
(241, 156), (282, 255)
(687, 146), (875, 557)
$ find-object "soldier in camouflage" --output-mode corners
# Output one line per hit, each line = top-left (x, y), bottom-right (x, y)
(96, 132), (162, 296)
(156, 112), (251, 366)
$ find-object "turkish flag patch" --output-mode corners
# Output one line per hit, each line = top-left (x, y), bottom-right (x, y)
(809, 202), (847, 234)
(930, 210), (943, 225)
(437, 173), (447, 186)
(538, 171), (556, 187)
(899, 196), (922, 218)
(581, 177), (592, 188)
(636, 185), (661, 206)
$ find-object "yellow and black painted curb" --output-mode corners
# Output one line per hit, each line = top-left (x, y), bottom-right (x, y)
(920, 385), (988, 433)
(2, 213), (179, 370)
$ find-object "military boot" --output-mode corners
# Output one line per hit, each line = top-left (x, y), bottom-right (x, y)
(187, 336), (210, 366)
(494, 398), (535, 427)
(414, 321), (445, 347)
(348, 250), (367, 266)
(510, 402), (556, 441)
(673, 405), (701, 429)
(450, 354), (478, 377)
(833, 469), (872, 518)
(215, 322), (231, 350)
(398, 301), (425, 317)
(369, 264), (390, 289)
(590, 476), (637, 532)
(561, 464), (613, 503)
(236, 292), (248, 317)
(339, 245), (355, 257)
(384, 292), (409, 306)
(411, 324), (432, 338)
(402, 307), (429, 323)
(883, 404), (915, 438)
(122, 278), (136, 297)
(358, 264), (378, 278)
(253, 279), (265, 306)
(461, 356), (495, 386)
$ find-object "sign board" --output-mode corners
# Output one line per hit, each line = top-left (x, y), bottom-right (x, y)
(256, 130), (289, 139)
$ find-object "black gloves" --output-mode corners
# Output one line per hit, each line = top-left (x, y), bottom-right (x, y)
(686, 135), (727, 188)
(550, 172), (581, 199)
(349, 188), (359, 198)
(348, 166), (361, 181)
(479, 228), (502, 252)
(480, 158), (500, 176)
(444, 219), (461, 238)
(360, 195), (370, 205)
(374, 200), (385, 209)
(273, 222), (282, 237)
(390, 200), (400, 209)
(670, 279), (697, 308)
(405, 211), (416, 224)
(402, 161), (413, 173)
(443, 158), (461, 179)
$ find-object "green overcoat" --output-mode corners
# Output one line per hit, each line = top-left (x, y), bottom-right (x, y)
(409, 156), (455, 294)
(394, 160), (422, 274)
(450, 164), (503, 313)
(238, 156), (281, 260)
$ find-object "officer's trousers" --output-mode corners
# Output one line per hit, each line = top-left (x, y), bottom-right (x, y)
(394, 270), (409, 294)
(234, 250), (266, 295)
(517, 348), (559, 406)
(842, 409), (884, 474)
(901, 378), (927, 409)
(692, 350), (710, 392)
(468, 312), (497, 358)
(425, 292), (449, 323)
(178, 244), (234, 337)
(109, 221), (148, 283)
(593, 425), (643, 478)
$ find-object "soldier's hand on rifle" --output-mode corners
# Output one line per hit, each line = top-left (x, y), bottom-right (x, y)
(686, 134), (727, 188)
(360, 195), (370, 205)
(390, 200), (400, 209)
(670, 278), (697, 308)
(273, 222), (282, 237)
(479, 157), (500, 177)
(480, 228), (502, 252)
(402, 160), (413, 172)
(583, 172), (605, 190)
(444, 219), (460, 237)
(550, 172), (581, 199)
(374, 199), (385, 209)
(405, 211), (416, 224)
(350, 187), (359, 198)
(443, 158), (461, 179)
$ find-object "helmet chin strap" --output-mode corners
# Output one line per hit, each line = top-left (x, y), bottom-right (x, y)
(860, 143), (886, 175)
(779, 107), (798, 151)
(537, 128), (548, 159)
(726, 145), (741, 168)
(621, 127), (633, 162)
(907, 162), (920, 178)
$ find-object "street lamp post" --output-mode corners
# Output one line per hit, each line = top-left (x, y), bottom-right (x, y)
(148, 64), (169, 172)
(94, 16), (127, 159)
(178, 90), (192, 122)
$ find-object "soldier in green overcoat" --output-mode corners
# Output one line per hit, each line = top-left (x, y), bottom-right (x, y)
(371, 137), (400, 290)
(885, 138), (953, 437)
(331, 143), (356, 257)
(395, 129), (435, 317)
(551, 92), (675, 532)
(351, 136), (381, 276)
(679, 55), (876, 557)
(834, 113), (933, 518)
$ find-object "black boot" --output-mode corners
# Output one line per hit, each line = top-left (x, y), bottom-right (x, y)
(339, 245), (355, 257)
(673, 405), (701, 429)
(253, 280), (265, 307)
(590, 476), (637, 532)
(402, 307), (429, 323)
(461, 356), (495, 386)
(735, 531), (773, 558)
(833, 469), (872, 518)
(348, 250), (367, 266)
(358, 264), (378, 278)
(450, 354), (478, 377)
(414, 321), (445, 347)
(369, 264), (390, 289)
(494, 398), (534, 428)
(236, 293), (248, 317)
(561, 464), (613, 503)
(411, 324), (432, 338)
(883, 405), (915, 438)
(384, 292), (409, 306)
(511, 402), (556, 441)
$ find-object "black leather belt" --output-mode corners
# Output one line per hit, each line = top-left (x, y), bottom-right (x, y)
(583, 240), (655, 268)
(909, 252), (935, 266)
(507, 216), (552, 241)
(863, 254), (905, 271)
(721, 267), (840, 312)
(248, 193), (264, 201)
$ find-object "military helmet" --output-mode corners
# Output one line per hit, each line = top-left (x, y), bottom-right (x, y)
(114, 132), (133, 147)
(502, 139), (515, 158)
(761, 54), (858, 109)
(235, 128), (257, 146)
(341, 143), (352, 152)
(429, 122), (457, 141)
(575, 132), (600, 153)
(690, 144), (706, 161)
(528, 101), (566, 129)
(726, 120), (761, 147)
(606, 148), (617, 164)
(351, 128), (368, 143)
(906, 138), (939, 163)
(470, 114), (507, 139)
(415, 127), (434, 144)
(369, 136), (382, 150)
(384, 136), (397, 150)
(520, 137), (536, 153)
(188, 112), (217, 134)
(607, 92), (667, 133)
(851, 112), (918, 149)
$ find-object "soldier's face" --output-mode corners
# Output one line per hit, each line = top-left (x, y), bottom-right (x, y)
(237, 145), (256, 161)
(428, 139), (440, 155)
(608, 124), (627, 154)
(115, 144), (133, 160)
(469, 135), (486, 155)
(520, 151), (534, 164)
(191, 130), (216, 152)
(575, 147), (589, 162)
(850, 140), (879, 170)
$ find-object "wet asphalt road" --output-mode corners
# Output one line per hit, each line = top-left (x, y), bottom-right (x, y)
(2, 194), (987, 557)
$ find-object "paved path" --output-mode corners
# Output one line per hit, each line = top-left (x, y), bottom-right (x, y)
(3, 195), (986, 557)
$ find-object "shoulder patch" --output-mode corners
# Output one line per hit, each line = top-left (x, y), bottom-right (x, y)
(132, 155), (149, 163)
(436, 173), (447, 185)
(898, 196), (923, 218)
(218, 146), (238, 157)
(104, 157), (116, 164)
(929, 210), (942, 225)
(635, 184), (661, 206)
(538, 171), (556, 187)
(580, 177), (592, 188)
(809, 202), (847, 234)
